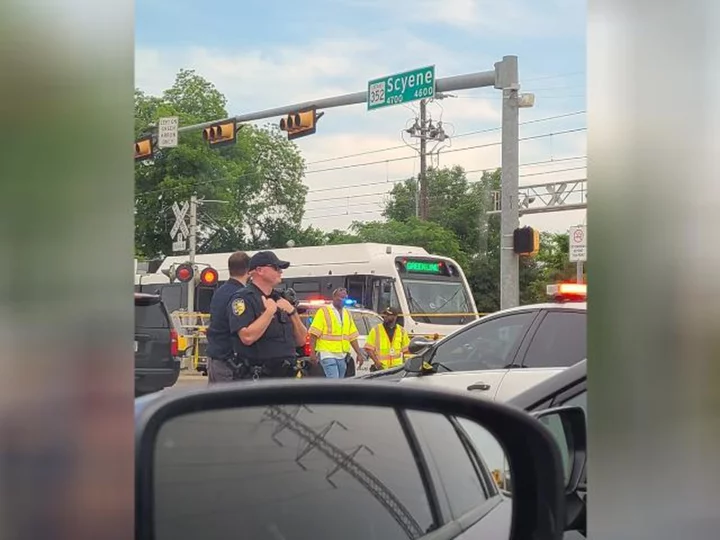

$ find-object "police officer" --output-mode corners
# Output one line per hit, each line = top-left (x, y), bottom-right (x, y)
(206, 251), (250, 384)
(228, 251), (308, 379)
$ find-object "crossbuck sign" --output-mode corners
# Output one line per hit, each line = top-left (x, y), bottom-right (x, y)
(170, 201), (189, 252)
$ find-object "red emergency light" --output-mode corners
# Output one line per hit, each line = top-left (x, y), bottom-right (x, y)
(200, 267), (218, 286)
(175, 263), (194, 283)
(546, 282), (587, 302)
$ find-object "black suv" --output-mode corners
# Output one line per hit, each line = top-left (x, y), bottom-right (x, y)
(134, 293), (181, 396)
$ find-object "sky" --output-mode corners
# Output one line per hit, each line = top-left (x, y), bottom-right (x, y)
(135, 0), (586, 234)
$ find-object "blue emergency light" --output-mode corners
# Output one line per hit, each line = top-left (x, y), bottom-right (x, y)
(343, 298), (357, 307)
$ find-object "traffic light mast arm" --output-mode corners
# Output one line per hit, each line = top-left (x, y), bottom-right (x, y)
(174, 70), (496, 135)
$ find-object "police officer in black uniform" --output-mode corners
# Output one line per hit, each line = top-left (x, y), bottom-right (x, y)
(206, 251), (250, 384)
(228, 251), (308, 379)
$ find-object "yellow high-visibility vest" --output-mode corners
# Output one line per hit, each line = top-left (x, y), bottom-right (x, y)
(365, 323), (410, 369)
(308, 306), (359, 354)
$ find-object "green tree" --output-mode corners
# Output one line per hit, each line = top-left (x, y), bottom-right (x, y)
(384, 166), (488, 252)
(134, 70), (320, 258)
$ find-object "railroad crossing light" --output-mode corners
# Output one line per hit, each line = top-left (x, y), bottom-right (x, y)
(513, 226), (540, 255)
(202, 120), (237, 148)
(279, 109), (324, 140)
(134, 136), (154, 162)
(174, 263), (195, 283)
(199, 267), (219, 286)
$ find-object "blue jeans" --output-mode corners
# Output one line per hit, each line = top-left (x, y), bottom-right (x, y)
(320, 356), (347, 379)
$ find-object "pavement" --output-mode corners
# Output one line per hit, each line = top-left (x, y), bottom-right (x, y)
(175, 370), (208, 387)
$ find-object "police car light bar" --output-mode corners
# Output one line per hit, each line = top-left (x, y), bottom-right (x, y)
(546, 283), (587, 297)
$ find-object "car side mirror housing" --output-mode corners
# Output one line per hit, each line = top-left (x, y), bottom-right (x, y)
(136, 381), (568, 540)
(407, 336), (435, 355)
(532, 405), (587, 534)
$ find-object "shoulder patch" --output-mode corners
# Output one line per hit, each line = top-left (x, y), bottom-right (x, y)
(231, 298), (246, 316)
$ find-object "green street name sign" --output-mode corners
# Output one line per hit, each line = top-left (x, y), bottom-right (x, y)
(367, 65), (436, 111)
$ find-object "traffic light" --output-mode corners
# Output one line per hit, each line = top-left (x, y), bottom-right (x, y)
(513, 226), (540, 255)
(279, 108), (324, 140)
(202, 120), (237, 148)
(134, 136), (154, 162)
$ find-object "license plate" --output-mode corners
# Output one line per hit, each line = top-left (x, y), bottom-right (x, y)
(134, 340), (138, 352)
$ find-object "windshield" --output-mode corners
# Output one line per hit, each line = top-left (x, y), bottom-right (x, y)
(401, 279), (473, 325)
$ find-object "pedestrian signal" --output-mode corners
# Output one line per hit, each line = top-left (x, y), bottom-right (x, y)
(513, 226), (540, 255)
(202, 121), (237, 148)
(134, 136), (154, 162)
(279, 108), (324, 140)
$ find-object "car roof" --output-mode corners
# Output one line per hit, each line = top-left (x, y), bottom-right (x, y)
(508, 359), (587, 410)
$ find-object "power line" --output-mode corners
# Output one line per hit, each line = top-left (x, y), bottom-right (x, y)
(305, 127), (586, 175)
(134, 126), (586, 200)
(305, 110), (586, 166)
(304, 156), (586, 203)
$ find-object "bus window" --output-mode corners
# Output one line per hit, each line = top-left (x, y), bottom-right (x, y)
(371, 278), (398, 314)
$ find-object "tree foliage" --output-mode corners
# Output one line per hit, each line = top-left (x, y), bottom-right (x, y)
(134, 69), (322, 258)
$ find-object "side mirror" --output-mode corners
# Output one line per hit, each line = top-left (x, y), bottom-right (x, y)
(136, 381), (567, 540)
(408, 336), (435, 355)
(533, 405), (587, 535)
(403, 354), (426, 373)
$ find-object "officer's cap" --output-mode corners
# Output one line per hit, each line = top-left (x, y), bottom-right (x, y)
(382, 306), (401, 316)
(249, 251), (290, 271)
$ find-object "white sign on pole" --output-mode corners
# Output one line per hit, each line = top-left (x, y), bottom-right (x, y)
(172, 233), (186, 252)
(569, 225), (587, 262)
(158, 116), (179, 148)
(170, 201), (190, 239)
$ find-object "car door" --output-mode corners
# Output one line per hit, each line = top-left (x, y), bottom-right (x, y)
(494, 309), (586, 401)
(401, 311), (539, 399)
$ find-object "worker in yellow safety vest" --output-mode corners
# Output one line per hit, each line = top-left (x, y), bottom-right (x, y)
(364, 306), (411, 371)
(308, 288), (368, 378)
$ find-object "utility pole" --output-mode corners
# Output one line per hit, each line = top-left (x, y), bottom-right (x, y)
(406, 97), (447, 220)
(419, 99), (428, 220)
(496, 56), (520, 310)
(187, 195), (198, 315)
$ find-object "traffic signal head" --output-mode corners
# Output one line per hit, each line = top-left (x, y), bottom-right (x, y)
(513, 226), (540, 255)
(202, 121), (237, 148)
(279, 109), (323, 140)
(134, 136), (154, 162)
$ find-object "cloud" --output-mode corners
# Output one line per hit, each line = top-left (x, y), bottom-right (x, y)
(135, 20), (586, 233)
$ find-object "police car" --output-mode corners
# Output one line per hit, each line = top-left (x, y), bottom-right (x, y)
(296, 298), (383, 376)
(358, 283), (587, 402)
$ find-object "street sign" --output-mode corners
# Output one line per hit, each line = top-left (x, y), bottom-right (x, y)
(172, 233), (186, 252)
(170, 201), (190, 239)
(569, 225), (587, 262)
(367, 65), (435, 111)
(158, 116), (179, 148)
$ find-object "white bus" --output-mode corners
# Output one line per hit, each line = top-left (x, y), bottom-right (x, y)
(144, 243), (479, 337)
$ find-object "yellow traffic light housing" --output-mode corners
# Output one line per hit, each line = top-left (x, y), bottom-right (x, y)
(134, 136), (154, 162)
(202, 120), (237, 148)
(279, 108), (324, 140)
(513, 226), (540, 255)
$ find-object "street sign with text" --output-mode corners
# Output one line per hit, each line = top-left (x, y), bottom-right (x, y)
(367, 65), (435, 111)
(158, 116), (179, 148)
(569, 225), (587, 262)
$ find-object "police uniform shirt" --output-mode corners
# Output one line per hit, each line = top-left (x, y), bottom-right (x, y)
(227, 283), (296, 362)
(205, 279), (245, 359)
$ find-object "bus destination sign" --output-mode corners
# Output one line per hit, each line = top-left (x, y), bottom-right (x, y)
(405, 260), (443, 274)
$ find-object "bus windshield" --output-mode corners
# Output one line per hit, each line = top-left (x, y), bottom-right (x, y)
(401, 278), (473, 325)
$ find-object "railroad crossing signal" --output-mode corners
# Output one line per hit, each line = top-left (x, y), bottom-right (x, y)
(279, 108), (324, 140)
(202, 120), (237, 148)
(134, 136), (154, 162)
(513, 226), (540, 255)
